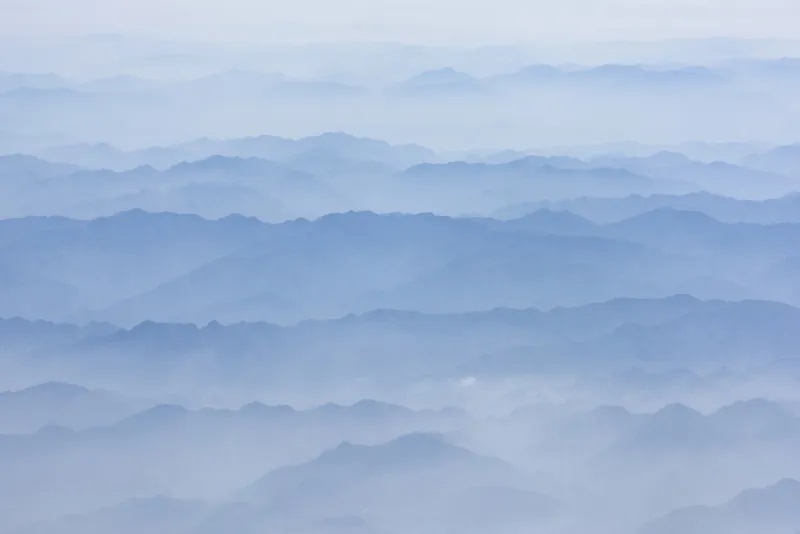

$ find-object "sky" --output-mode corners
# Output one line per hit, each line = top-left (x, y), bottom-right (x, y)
(2, 0), (799, 44)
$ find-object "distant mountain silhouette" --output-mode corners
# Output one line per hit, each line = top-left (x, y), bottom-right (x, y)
(0, 72), (69, 93)
(0, 154), (80, 178)
(496, 192), (800, 224)
(492, 209), (598, 235)
(589, 152), (798, 198)
(640, 479), (800, 534)
(744, 143), (800, 176)
(13, 496), (209, 534)
(0, 382), (139, 434)
(396, 67), (484, 95)
(30, 132), (435, 174)
(238, 432), (545, 529)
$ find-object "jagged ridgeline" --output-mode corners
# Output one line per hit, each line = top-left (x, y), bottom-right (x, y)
(2, 29), (800, 534)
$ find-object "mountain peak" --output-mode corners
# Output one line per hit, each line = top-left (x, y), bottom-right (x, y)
(8, 381), (90, 399)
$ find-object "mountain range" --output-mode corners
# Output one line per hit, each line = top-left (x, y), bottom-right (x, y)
(4, 36), (800, 534)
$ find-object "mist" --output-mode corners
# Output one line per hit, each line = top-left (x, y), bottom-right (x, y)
(2, 2), (800, 534)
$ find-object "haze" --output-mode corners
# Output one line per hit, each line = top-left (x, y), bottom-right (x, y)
(2, 2), (800, 534)
(3, 0), (800, 42)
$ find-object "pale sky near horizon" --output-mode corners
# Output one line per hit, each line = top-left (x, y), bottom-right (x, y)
(1, 0), (798, 44)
